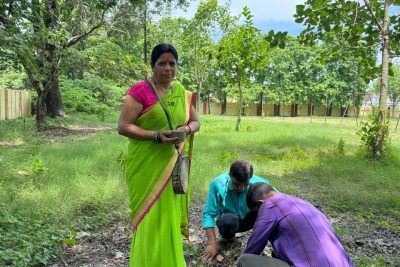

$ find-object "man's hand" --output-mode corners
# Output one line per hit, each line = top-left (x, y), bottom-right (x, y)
(203, 228), (218, 260)
(202, 242), (218, 260)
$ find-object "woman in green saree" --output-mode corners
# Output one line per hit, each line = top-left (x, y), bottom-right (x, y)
(118, 43), (200, 267)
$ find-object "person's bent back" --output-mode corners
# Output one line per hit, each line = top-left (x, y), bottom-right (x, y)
(239, 183), (354, 267)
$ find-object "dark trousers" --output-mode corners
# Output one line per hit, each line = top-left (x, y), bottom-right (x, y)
(238, 254), (290, 267)
(216, 211), (257, 239)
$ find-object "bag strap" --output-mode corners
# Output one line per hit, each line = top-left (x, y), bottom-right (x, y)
(187, 95), (196, 159)
(146, 80), (173, 130)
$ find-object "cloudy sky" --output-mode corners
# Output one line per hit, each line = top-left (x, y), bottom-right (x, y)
(173, 0), (306, 36)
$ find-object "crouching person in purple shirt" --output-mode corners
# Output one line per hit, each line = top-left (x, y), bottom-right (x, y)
(238, 183), (354, 267)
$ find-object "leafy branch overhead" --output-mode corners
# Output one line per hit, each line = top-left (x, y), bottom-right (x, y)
(295, 1), (393, 78)
(294, 0), (399, 110)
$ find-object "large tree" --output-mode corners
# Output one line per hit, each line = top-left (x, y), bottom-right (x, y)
(294, 0), (400, 112)
(295, 0), (400, 158)
(0, 0), (118, 126)
(0, 0), (189, 127)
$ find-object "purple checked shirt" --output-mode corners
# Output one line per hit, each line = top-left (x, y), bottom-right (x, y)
(244, 193), (354, 267)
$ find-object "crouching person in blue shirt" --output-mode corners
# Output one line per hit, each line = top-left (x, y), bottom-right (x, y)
(202, 160), (275, 260)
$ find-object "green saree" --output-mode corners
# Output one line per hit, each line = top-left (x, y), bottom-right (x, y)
(125, 82), (194, 267)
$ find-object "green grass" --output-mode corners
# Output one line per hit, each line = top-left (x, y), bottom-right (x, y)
(0, 114), (399, 266)
(192, 116), (400, 222)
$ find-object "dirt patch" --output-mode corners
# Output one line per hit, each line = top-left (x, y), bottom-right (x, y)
(48, 199), (400, 267)
(42, 126), (112, 136)
(0, 139), (25, 147)
(38, 126), (113, 142)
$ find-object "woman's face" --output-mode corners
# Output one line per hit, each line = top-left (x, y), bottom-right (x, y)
(153, 52), (177, 84)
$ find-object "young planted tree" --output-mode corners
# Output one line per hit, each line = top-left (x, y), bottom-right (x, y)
(217, 7), (270, 131)
(180, 0), (232, 110)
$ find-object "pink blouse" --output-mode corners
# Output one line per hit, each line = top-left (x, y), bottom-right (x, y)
(127, 81), (158, 112)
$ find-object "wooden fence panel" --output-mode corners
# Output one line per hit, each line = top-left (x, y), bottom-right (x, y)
(0, 89), (31, 120)
(0, 89), (5, 120)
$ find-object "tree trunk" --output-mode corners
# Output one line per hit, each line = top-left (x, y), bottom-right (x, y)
(379, 0), (390, 113)
(46, 74), (64, 117)
(222, 92), (227, 115)
(207, 94), (211, 115)
(260, 92), (264, 116)
(195, 81), (203, 112)
(236, 81), (242, 132)
(43, 0), (64, 119)
(36, 91), (47, 127)
(143, 0), (148, 79)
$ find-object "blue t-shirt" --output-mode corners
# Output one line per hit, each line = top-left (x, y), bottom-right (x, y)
(202, 173), (270, 229)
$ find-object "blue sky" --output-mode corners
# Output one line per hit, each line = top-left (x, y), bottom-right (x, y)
(173, 0), (306, 36)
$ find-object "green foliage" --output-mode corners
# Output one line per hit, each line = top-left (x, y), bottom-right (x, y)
(216, 7), (271, 131)
(357, 112), (391, 159)
(183, 242), (202, 263)
(0, 116), (127, 266)
(63, 230), (77, 246)
(31, 158), (46, 175)
(0, 66), (29, 90)
(178, 0), (231, 105)
(337, 138), (345, 155)
(357, 255), (394, 267)
(294, 0), (385, 83)
(0, 205), (62, 266)
(60, 77), (125, 121)
(294, 0), (396, 116)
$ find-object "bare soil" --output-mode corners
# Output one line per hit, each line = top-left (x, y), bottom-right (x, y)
(48, 199), (400, 267)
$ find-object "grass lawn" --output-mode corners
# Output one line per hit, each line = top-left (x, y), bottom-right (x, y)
(0, 114), (399, 266)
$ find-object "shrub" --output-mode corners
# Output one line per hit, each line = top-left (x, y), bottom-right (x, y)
(60, 77), (125, 121)
(357, 112), (390, 159)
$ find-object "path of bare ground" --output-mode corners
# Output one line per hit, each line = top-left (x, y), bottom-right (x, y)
(39, 125), (113, 141)
(48, 198), (400, 267)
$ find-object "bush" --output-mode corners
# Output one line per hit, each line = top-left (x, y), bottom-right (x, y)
(0, 67), (29, 90)
(357, 111), (390, 159)
(60, 77), (125, 121)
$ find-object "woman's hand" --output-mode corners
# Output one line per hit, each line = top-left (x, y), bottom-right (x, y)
(176, 124), (191, 134)
(159, 131), (181, 144)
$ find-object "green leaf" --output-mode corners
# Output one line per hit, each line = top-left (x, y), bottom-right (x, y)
(296, 5), (305, 14)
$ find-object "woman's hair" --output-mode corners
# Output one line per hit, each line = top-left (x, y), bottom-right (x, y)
(229, 160), (253, 183)
(150, 43), (178, 68)
(246, 182), (274, 209)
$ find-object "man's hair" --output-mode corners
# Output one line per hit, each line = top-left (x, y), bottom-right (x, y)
(150, 43), (179, 68)
(246, 182), (274, 209)
(229, 160), (253, 183)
